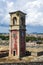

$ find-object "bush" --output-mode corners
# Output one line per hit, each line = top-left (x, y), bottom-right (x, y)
(26, 36), (43, 43)
(26, 36), (37, 42)
(26, 37), (29, 42)
(0, 35), (9, 40)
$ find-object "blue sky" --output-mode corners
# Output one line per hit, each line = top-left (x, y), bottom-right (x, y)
(0, 0), (43, 33)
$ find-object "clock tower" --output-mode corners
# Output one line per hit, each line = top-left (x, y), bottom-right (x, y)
(9, 11), (26, 59)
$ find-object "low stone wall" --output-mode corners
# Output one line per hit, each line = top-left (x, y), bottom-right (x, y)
(31, 51), (43, 56)
(38, 51), (43, 56)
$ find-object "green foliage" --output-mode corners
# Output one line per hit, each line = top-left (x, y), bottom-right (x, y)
(0, 35), (9, 40)
(26, 37), (30, 42)
(26, 36), (37, 42)
(26, 36), (43, 43)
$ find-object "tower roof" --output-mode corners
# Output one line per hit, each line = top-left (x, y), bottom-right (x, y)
(9, 11), (26, 15)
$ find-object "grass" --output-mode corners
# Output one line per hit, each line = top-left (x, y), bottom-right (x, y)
(0, 44), (43, 63)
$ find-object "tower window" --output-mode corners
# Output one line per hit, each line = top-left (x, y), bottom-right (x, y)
(21, 17), (24, 25)
(13, 17), (17, 25)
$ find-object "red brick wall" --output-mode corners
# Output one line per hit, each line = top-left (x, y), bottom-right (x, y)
(12, 31), (18, 55)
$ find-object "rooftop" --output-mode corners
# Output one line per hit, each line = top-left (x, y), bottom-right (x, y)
(9, 10), (26, 15)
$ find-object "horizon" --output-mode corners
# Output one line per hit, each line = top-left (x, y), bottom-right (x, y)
(0, 32), (43, 34)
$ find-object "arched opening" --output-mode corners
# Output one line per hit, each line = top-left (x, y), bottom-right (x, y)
(13, 17), (17, 25)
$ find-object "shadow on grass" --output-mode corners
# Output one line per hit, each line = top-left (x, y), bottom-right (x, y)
(25, 51), (31, 57)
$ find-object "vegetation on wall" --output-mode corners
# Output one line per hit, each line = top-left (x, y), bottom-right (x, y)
(16, 11), (19, 16)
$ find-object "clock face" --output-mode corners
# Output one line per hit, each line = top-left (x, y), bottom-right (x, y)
(13, 17), (17, 25)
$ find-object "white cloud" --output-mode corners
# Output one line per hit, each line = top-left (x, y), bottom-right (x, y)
(0, 0), (43, 26)
(2, 0), (5, 2)
(24, 0), (43, 26)
(0, 9), (4, 16)
(2, 14), (10, 24)
(0, 1), (14, 25)
(6, 1), (14, 12)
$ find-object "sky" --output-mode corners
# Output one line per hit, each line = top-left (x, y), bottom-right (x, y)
(0, 0), (43, 33)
